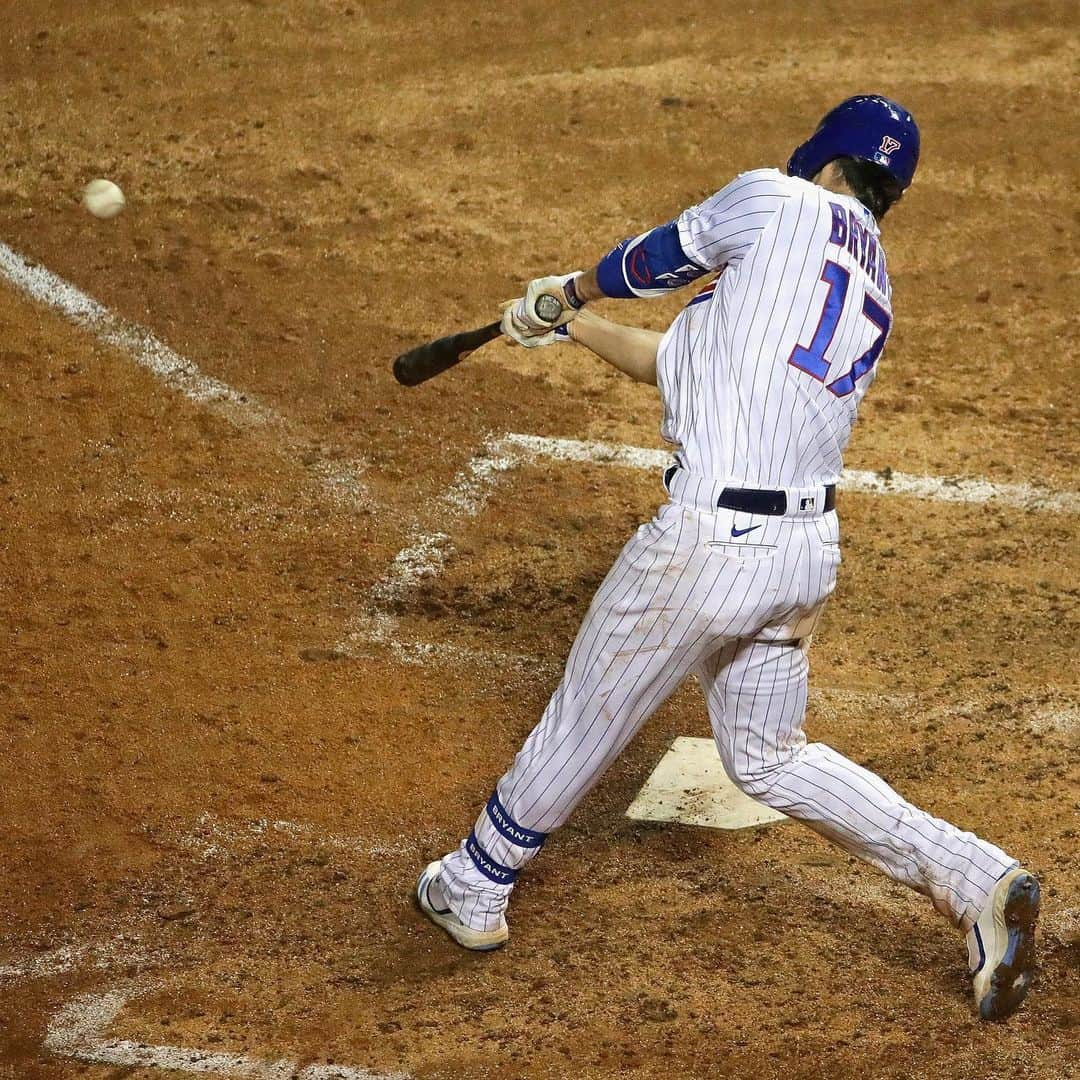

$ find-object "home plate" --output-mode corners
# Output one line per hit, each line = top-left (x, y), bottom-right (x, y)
(626, 737), (789, 830)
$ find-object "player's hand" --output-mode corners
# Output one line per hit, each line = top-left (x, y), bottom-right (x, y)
(501, 272), (584, 346)
(499, 301), (574, 348)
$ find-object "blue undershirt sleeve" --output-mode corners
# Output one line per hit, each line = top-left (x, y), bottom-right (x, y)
(594, 220), (708, 299)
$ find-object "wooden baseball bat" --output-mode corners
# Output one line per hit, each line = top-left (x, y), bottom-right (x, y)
(393, 293), (564, 387)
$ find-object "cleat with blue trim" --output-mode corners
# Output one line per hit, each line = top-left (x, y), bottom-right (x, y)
(415, 860), (508, 952)
(966, 867), (1040, 1021)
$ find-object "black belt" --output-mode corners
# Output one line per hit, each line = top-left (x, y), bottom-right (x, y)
(717, 486), (835, 515)
(663, 465), (836, 515)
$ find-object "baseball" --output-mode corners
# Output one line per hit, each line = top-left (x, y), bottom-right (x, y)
(82, 178), (125, 219)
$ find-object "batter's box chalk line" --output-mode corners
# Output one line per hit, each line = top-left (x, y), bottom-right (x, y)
(0, 937), (163, 984)
(176, 810), (428, 862)
(338, 431), (1080, 663)
(0, 241), (369, 511)
(45, 980), (409, 1079)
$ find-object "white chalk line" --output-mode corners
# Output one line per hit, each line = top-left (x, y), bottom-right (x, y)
(45, 981), (408, 1080)
(1028, 704), (1079, 736)
(176, 811), (427, 862)
(370, 435), (520, 607)
(0, 241), (369, 510)
(503, 433), (1080, 513)
(340, 433), (526, 658)
(0, 938), (161, 983)
(0, 944), (88, 981)
(339, 431), (1079, 660)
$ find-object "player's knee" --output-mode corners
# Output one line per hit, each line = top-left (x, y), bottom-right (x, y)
(729, 766), (776, 801)
(718, 748), (778, 801)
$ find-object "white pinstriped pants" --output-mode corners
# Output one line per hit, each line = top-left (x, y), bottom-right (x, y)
(437, 499), (1015, 934)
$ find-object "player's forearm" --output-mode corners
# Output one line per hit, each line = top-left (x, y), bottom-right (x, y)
(571, 267), (604, 304)
(571, 222), (706, 305)
(566, 309), (660, 385)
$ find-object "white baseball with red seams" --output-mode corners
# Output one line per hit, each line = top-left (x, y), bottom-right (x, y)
(82, 178), (126, 219)
(431, 168), (1017, 939)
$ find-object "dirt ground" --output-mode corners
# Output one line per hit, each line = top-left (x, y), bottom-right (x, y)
(1, 1), (1077, 1077)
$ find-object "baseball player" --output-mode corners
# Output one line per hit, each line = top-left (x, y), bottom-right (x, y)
(416, 96), (1039, 1021)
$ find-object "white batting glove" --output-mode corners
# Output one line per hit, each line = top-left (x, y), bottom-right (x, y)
(497, 304), (577, 349)
(500, 272), (585, 347)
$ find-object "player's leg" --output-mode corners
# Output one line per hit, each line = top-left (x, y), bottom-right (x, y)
(697, 638), (1019, 930)
(428, 506), (756, 938)
(698, 636), (1039, 1018)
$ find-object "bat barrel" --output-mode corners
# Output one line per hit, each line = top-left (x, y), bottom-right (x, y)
(393, 352), (428, 386)
(393, 320), (503, 387)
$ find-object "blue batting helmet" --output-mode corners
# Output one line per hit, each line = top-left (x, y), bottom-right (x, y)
(787, 95), (920, 190)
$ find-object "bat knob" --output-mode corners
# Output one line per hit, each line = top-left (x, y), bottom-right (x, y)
(534, 293), (563, 324)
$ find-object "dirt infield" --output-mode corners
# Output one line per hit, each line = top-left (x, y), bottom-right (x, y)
(1, 1), (1077, 1077)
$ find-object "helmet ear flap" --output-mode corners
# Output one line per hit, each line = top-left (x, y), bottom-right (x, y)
(786, 141), (812, 181)
(786, 128), (833, 183)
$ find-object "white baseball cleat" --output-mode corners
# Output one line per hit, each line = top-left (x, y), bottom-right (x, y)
(415, 860), (508, 952)
(966, 866), (1040, 1021)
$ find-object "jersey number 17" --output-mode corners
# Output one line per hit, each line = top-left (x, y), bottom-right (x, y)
(788, 260), (891, 397)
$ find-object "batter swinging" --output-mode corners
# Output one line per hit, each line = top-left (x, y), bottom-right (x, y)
(416, 96), (1039, 1022)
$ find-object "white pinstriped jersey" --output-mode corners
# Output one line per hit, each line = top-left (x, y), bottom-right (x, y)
(657, 168), (892, 488)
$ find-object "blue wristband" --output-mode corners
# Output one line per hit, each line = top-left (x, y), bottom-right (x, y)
(563, 275), (586, 310)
